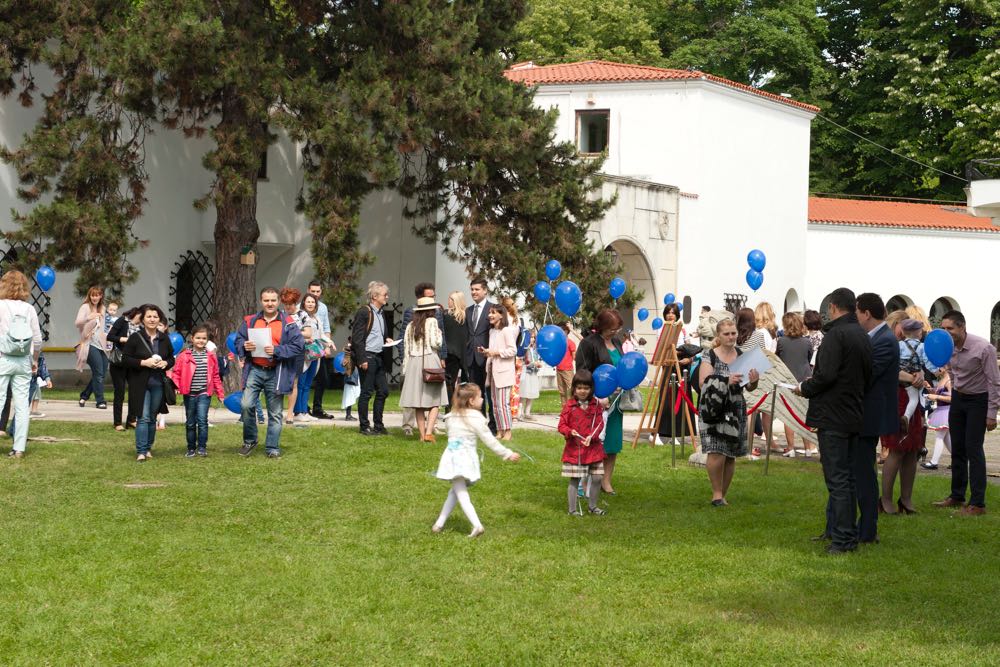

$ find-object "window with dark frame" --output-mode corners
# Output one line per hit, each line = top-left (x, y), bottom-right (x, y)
(576, 110), (610, 155)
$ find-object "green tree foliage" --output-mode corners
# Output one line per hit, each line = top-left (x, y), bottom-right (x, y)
(0, 0), (625, 330)
(512, 0), (664, 65)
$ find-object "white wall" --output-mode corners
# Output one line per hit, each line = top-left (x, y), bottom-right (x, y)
(806, 225), (1000, 337)
(534, 79), (814, 317)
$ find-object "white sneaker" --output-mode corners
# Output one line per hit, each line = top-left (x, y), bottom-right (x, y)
(782, 449), (796, 458)
(30, 411), (46, 418)
(293, 414), (312, 423)
(653, 435), (664, 446)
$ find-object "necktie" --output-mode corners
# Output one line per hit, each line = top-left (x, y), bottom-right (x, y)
(473, 304), (481, 329)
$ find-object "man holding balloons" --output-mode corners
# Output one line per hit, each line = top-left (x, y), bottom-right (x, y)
(933, 311), (1000, 516)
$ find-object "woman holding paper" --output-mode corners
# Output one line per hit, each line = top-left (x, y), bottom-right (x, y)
(698, 318), (759, 506)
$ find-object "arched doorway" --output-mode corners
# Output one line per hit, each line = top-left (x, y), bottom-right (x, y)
(606, 239), (655, 334)
(886, 294), (913, 314)
(929, 296), (960, 329)
(784, 288), (802, 314)
(170, 250), (215, 336)
(819, 293), (833, 324)
(991, 302), (1000, 351)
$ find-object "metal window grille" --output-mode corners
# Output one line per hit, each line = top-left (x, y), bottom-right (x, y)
(0, 241), (51, 341)
(723, 293), (747, 315)
(168, 250), (214, 336)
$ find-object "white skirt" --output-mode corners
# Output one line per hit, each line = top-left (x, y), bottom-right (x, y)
(341, 381), (360, 409)
(520, 369), (541, 399)
(436, 445), (482, 484)
(400, 353), (448, 408)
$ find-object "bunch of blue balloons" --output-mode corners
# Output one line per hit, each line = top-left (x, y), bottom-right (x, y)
(745, 249), (765, 291)
(533, 259), (583, 318)
(592, 351), (649, 399)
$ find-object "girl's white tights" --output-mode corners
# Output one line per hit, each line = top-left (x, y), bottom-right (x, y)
(930, 431), (952, 466)
(434, 478), (482, 531)
(904, 386), (921, 420)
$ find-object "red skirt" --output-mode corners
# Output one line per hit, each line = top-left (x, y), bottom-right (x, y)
(880, 386), (927, 453)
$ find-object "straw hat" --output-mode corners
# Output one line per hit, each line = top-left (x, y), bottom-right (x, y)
(413, 297), (439, 312)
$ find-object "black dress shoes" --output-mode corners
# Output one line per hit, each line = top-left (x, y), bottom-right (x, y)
(825, 544), (857, 555)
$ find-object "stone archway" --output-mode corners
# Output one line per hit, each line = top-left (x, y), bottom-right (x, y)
(886, 294), (913, 314)
(819, 293), (833, 324)
(606, 238), (656, 335)
(929, 296), (960, 329)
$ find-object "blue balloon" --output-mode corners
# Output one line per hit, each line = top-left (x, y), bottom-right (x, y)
(609, 277), (627, 300)
(225, 332), (239, 356)
(924, 329), (955, 368)
(617, 351), (649, 390)
(746, 269), (764, 291)
(747, 249), (766, 273)
(35, 265), (56, 292)
(333, 351), (346, 374)
(651, 317), (663, 330)
(554, 280), (582, 317)
(637, 308), (649, 322)
(223, 392), (243, 414)
(169, 331), (184, 355)
(545, 259), (562, 282)
(663, 293), (675, 305)
(536, 324), (567, 367)
(676, 301), (684, 312)
(593, 364), (619, 399)
(533, 281), (551, 303)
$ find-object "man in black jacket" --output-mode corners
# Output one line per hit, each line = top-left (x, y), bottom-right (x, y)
(351, 281), (392, 435)
(797, 287), (872, 554)
(821, 293), (898, 545)
(464, 276), (496, 433)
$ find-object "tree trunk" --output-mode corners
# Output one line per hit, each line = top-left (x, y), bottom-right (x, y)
(211, 94), (262, 393)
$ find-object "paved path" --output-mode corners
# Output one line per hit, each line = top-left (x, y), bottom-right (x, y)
(25, 400), (1000, 478)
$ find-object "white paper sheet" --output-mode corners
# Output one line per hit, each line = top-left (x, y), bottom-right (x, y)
(383, 338), (402, 348)
(248, 328), (273, 358)
(727, 347), (773, 386)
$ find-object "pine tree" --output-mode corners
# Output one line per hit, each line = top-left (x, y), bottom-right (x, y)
(0, 0), (624, 336)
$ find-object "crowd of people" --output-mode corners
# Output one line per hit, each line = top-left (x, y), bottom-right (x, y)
(0, 270), (997, 547)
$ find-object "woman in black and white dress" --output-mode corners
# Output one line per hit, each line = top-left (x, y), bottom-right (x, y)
(400, 297), (448, 442)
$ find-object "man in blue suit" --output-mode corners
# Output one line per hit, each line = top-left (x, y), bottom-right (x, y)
(819, 292), (899, 544)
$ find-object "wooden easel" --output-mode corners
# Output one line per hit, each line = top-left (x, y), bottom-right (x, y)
(632, 322), (697, 461)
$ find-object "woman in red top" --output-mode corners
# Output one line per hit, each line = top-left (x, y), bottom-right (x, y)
(558, 370), (606, 516)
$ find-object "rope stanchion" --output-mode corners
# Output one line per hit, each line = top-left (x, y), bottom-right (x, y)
(746, 392), (769, 416)
(779, 394), (816, 432)
(679, 389), (698, 415)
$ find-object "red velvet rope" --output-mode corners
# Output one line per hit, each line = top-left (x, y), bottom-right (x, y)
(779, 393), (816, 432)
(746, 392), (769, 416)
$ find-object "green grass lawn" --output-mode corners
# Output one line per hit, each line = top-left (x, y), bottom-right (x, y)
(1, 422), (998, 665)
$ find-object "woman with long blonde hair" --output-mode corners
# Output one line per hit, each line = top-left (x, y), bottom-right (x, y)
(904, 305), (931, 335)
(443, 291), (468, 409)
(754, 302), (778, 339)
(75, 285), (109, 409)
(0, 270), (43, 458)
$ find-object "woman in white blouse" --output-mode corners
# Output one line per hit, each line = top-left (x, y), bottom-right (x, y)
(400, 297), (448, 442)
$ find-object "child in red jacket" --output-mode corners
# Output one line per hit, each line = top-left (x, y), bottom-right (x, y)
(558, 370), (606, 516)
(170, 325), (226, 457)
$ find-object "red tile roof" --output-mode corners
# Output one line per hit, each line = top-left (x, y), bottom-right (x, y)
(504, 60), (820, 113)
(808, 197), (999, 233)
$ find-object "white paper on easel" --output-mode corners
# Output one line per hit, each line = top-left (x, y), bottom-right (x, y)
(727, 347), (772, 386)
(248, 328), (273, 358)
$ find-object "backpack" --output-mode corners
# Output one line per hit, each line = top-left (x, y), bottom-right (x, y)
(1, 302), (33, 357)
(516, 326), (532, 357)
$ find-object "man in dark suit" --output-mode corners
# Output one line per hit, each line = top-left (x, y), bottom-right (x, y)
(464, 276), (496, 433)
(797, 287), (872, 555)
(820, 293), (899, 545)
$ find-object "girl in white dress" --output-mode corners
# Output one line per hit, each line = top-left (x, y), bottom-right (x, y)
(432, 383), (520, 538)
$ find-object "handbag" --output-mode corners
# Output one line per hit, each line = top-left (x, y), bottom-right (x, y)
(421, 348), (446, 383)
(109, 346), (123, 365)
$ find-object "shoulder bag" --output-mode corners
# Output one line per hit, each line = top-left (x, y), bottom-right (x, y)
(421, 341), (446, 383)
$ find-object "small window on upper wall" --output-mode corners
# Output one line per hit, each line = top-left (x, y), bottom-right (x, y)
(576, 110), (610, 155)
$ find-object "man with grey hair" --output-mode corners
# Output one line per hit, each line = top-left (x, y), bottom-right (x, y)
(351, 281), (392, 435)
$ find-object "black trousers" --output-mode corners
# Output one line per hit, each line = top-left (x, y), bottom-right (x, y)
(444, 354), (466, 411)
(818, 429), (859, 550)
(357, 352), (389, 430)
(826, 434), (878, 542)
(311, 356), (332, 413)
(949, 391), (988, 507)
(466, 361), (496, 433)
(110, 363), (131, 427)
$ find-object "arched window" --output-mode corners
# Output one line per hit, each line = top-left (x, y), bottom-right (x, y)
(169, 251), (214, 336)
(992, 302), (1000, 351)
(929, 297), (959, 329)
(784, 288), (802, 314)
(0, 241), (51, 341)
(819, 293), (833, 324)
(886, 294), (913, 314)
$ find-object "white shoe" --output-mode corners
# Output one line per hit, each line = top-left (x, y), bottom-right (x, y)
(468, 526), (485, 539)
(30, 412), (46, 418)
(293, 414), (312, 423)
(652, 435), (664, 446)
(782, 449), (795, 458)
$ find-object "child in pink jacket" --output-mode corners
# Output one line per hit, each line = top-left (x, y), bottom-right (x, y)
(170, 325), (226, 457)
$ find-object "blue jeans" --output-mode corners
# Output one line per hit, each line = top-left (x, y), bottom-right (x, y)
(184, 393), (211, 451)
(294, 359), (319, 415)
(135, 383), (164, 455)
(241, 365), (283, 453)
(80, 345), (108, 404)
